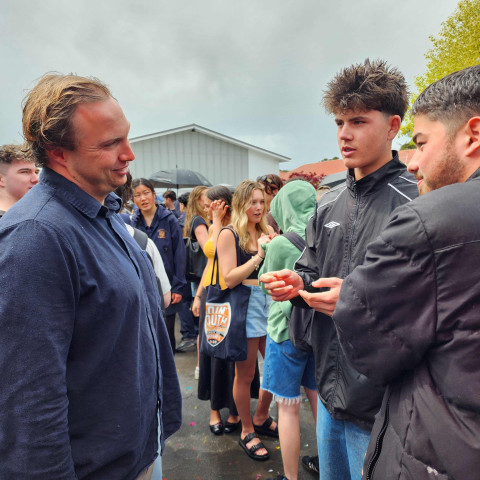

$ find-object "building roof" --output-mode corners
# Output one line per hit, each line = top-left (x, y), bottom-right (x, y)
(280, 158), (347, 181)
(129, 123), (291, 163)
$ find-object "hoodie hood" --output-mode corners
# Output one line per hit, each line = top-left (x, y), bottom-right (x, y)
(270, 180), (316, 237)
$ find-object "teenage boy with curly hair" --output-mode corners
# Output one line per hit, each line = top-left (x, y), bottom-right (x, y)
(261, 59), (418, 480)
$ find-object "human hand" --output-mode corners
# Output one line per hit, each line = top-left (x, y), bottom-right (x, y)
(192, 295), (201, 317)
(171, 293), (182, 304)
(211, 200), (229, 223)
(259, 269), (304, 301)
(257, 233), (272, 250)
(298, 277), (343, 316)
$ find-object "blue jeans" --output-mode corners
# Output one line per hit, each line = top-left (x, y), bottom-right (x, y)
(316, 400), (370, 480)
(151, 459), (162, 480)
(151, 418), (163, 479)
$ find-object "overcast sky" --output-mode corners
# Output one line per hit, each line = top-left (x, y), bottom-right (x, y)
(0, 0), (459, 170)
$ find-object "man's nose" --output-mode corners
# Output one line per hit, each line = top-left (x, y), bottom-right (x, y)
(338, 125), (353, 140)
(120, 140), (135, 162)
(407, 150), (419, 173)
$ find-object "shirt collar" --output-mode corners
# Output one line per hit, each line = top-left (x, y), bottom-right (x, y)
(40, 167), (122, 218)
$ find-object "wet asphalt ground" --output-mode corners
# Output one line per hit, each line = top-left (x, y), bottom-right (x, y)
(160, 324), (318, 480)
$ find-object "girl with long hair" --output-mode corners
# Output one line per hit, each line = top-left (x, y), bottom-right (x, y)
(216, 180), (277, 461)
(131, 178), (186, 352)
(176, 185), (210, 353)
(193, 185), (258, 436)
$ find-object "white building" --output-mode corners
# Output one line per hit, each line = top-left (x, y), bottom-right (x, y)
(129, 124), (290, 187)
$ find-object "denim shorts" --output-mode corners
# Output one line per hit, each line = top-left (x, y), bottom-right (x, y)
(245, 285), (270, 338)
(262, 334), (317, 403)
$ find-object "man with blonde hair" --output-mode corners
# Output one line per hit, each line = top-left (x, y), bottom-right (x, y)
(0, 143), (39, 218)
(0, 74), (181, 480)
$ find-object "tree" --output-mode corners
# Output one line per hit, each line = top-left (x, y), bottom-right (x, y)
(400, 0), (480, 138)
(288, 171), (325, 189)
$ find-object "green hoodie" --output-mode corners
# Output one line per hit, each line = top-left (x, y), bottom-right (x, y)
(260, 180), (317, 343)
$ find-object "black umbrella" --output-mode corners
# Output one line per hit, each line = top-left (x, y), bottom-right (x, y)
(149, 168), (212, 189)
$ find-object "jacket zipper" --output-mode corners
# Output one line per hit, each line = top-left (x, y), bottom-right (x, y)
(329, 183), (360, 411)
(346, 182), (360, 275)
(366, 393), (391, 479)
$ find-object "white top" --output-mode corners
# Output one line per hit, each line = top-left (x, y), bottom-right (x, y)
(125, 224), (171, 294)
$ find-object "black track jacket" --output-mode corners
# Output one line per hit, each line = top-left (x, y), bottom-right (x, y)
(293, 153), (418, 430)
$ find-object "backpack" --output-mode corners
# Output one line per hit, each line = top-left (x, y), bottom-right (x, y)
(132, 227), (165, 314)
(282, 231), (314, 353)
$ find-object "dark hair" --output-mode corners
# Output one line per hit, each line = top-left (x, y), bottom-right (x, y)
(412, 64), (480, 134)
(132, 178), (156, 194)
(114, 172), (133, 206)
(22, 73), (111, 167)
(323, 59), (409, 119)
(207, 185), (233, 206)
(0, 143), (35, 166)
(256, 174), (283, 195)
(164, 189), (177, 201)
(178, 192), (189, 207)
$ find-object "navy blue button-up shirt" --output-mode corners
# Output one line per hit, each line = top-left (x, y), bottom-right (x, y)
(0, 168), (181, 479)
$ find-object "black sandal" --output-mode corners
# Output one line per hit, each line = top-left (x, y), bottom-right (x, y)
(253, 416), (279, 438)
(238, 432), (270, 461)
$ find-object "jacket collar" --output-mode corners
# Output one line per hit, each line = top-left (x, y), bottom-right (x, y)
(40, 167), (121, 218)
(131, 203), (171, 228)
(346, 151), (405, 197)
(467, 166), (480, 182)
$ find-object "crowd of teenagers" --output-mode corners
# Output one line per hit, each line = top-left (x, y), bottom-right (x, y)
(1, 58), (480, 480)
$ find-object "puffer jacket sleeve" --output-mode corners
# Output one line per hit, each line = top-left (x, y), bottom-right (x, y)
(333, 203), (437, 385)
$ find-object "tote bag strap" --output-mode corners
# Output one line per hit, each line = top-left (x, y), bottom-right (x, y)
(210, 226), (241, 286)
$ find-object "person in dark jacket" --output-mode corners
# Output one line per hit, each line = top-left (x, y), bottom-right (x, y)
(132, 178), (187, 353)
(332, 64), (480, 480)
(260, 59), (418, 480)
(0, 73), (181, 480)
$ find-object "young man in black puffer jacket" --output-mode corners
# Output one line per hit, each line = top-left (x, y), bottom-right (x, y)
(260, 59), (418, 480)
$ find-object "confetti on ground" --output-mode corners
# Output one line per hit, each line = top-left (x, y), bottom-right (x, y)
(186, 386), (193, 390)
(189, 421), (197, 426)
(194, 405), (198, 409)
(276, 446), (280, 450)
(268, 469), (273, 472)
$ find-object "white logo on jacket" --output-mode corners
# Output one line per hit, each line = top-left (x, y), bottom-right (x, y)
(324, 221), (340, 229)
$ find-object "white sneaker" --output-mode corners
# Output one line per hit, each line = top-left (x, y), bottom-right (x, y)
(194, 366), (200, 380)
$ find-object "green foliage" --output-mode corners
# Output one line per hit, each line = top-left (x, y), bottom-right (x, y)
(400, 140), (416, 151)
(400, 0), (480, 138)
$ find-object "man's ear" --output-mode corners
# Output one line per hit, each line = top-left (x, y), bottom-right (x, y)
(465, 117), (480, 157)
(387, 115), (402, 140)
(45, 147), (66, 167)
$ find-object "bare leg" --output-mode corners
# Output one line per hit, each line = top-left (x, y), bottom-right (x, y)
(304, 387), (318, 423)
(252, 336), (277, 431)
(209, 409), (221, 425)
(278, 400), (301, 480)
(235, 337), (268, 456)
